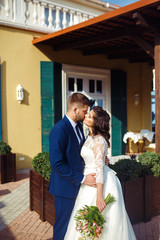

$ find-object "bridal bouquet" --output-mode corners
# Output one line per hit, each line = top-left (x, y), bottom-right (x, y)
(74, 193), (116, 240)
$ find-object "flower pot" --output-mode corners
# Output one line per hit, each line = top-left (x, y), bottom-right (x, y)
(0, 153), (16, 184)
(121, 175), (160, 224)
(30, 170), (55, 226)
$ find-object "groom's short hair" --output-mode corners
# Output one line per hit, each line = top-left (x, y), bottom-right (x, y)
(68, 93), (90, 109)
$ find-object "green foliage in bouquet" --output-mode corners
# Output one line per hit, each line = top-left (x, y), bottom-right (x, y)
(32, 152), (51, 179)
(0, 141), (11, 155)
(74, 193), (116, 240)
(109, 158), (142, 182)
(138, 151), (160, 177)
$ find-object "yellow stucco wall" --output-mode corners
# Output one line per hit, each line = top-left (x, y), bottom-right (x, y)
(0, 26), (153, 168)
(0, 25), (50, 169)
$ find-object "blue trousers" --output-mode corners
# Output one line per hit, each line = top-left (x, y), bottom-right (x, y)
(53, 196), (76, 240)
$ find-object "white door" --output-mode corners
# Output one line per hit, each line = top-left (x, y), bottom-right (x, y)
(62, 64), (111, 156)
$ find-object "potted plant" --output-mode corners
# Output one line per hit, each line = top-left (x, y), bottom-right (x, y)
(109, 152), (160, 224)
(138, 151), (160, 219)
(0, 141), (16, 184)
(30, 152), (55, 226)
(109, 159), (145, 223)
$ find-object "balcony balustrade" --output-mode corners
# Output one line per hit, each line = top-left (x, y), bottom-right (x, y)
(0, 0), (97, 33)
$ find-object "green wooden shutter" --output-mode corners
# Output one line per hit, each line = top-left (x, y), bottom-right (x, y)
(0, 59), (2, 141)
(111, 70), (127, 156)
(41, 61), (62, 152)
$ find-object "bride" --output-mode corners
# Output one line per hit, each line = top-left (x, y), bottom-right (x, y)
(64, 106), (136, 240)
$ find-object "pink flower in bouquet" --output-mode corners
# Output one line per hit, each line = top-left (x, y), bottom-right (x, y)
(74, 193), (116, 240)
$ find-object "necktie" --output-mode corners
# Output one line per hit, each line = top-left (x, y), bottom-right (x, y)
(75, 124), (83, 145)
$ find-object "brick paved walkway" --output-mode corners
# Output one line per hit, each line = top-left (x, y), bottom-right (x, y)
(0, 170), (160, 240)
(0, 173), (29, 199)
(0, 209), (53, 240)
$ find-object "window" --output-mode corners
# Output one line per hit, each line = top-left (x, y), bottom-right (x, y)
(89, 80), (95, 93)
(68, 77), (74, 91)
(89, 79), (102, 93)
(77, 78), (83, 92)
(97, 80), (102, 93)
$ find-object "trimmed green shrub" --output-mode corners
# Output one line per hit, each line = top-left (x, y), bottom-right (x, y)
(0, 141), (11, 155)
(109, 158), (143, 182)
(32, 152), (51, 180)
(138, 151), (160, 177)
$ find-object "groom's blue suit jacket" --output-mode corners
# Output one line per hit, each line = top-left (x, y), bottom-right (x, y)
(49, 116), (85, 199)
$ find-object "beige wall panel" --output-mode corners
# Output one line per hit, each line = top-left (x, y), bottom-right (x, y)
(0, 26), (49, 169)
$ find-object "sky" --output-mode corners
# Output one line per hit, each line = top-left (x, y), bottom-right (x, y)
(103, 0), (138, 7)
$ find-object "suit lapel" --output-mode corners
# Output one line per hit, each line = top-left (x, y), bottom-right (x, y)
(64, 116), (80, 149)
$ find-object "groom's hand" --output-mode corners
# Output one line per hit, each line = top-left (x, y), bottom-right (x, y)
(83, 173), (96, 187)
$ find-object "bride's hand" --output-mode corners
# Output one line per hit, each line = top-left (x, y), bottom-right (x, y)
(96, 197), (106, 212)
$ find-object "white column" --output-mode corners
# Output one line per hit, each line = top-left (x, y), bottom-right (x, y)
(0, 4), (2, 17)
(40, 2), (46, 27)
(55, 6), (61, 31)
(5, 0), (10, 18)
(48, 4), (54, 29)
(62, 8), (67, 29)
(33, 0), (38, 25)
(69, 10), (75, 26)
(25, 0), (30, 24)
(83, 13), (88, 22)
(75, 12), (81, 24)
(13, 0), (24, 23)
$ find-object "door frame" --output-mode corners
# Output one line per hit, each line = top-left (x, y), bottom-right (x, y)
(62, 64), (112, 156)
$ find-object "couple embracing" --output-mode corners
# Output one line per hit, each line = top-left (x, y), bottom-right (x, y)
(49, 93), (136, 240)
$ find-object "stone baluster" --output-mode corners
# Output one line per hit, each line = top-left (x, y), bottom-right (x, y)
(69, 10), (75, 26)
(62, 8), (67, 29)
(89, 15), (94, 19)
(0, 4), (1, 17)
(13, 0), (24, 23)
(25, 0), (30, 24)
(5, 0), (10, 18)
(83, 13), (88, 22)
(40, 2), (46, 27)
(75, 12), (81, 24)
(48, 4), (54, 29)
(33, 0), (38, 25)
(55, 6), (61, 31)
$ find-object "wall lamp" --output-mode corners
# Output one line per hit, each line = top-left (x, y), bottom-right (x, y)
(134, 93), (140, 106)
(17, 84), (24, 103)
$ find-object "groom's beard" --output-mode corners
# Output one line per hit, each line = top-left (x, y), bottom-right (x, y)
(75, 114), (84, 123)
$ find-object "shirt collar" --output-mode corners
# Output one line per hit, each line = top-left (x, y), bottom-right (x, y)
(66, 115), (77, 128)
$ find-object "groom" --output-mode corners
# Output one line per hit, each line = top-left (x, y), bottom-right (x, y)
(49, 93), (96, 240)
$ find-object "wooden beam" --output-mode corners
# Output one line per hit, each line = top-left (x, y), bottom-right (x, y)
(129, 34), (154, 58)
(154, 33), (160, 154)
(83, 45), (141, 56)
(53, 27), (147, 51)
(53, 31), (126, 51)
(132, 12), (160, 32)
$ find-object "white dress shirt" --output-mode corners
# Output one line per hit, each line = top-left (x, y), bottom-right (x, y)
(66, 115), (85, 183)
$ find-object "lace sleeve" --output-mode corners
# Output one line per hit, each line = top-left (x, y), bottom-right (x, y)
(93, 136), (105, 184)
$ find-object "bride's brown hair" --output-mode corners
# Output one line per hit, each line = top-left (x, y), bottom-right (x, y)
(92, 106), (110, 147)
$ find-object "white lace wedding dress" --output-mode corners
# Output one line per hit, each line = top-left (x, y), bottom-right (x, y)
(64, 135), (136, 240)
